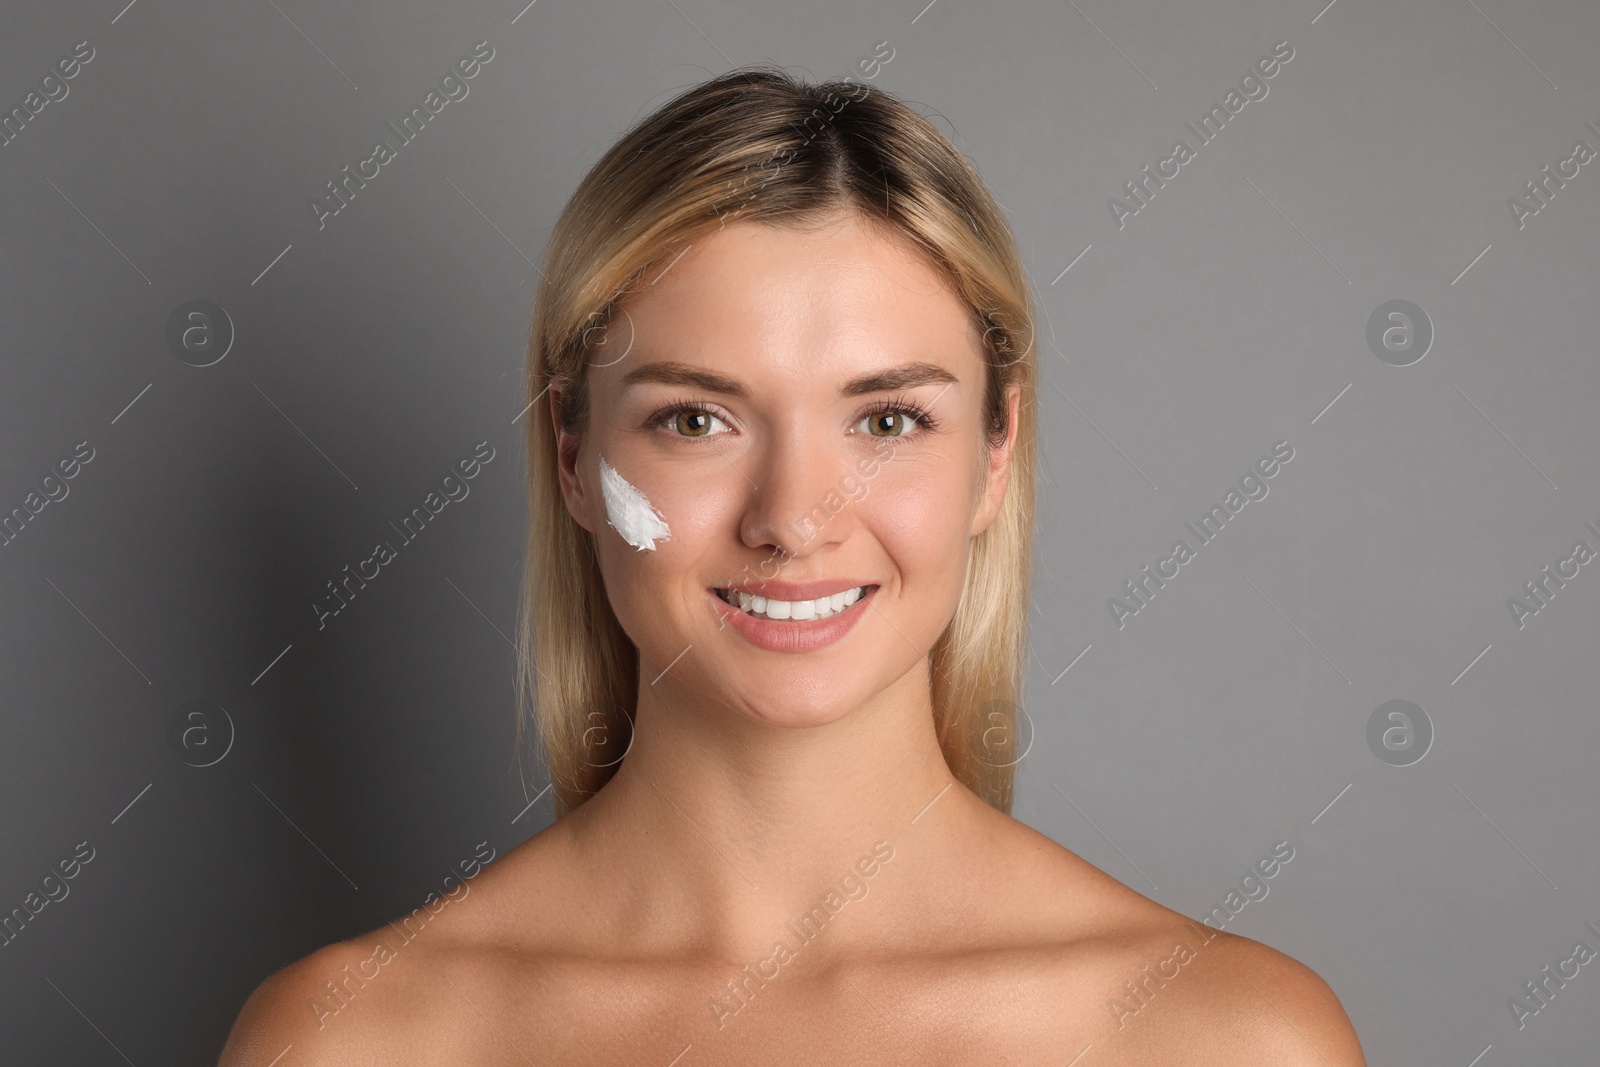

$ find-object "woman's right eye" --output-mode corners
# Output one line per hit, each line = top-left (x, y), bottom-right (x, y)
(649, 405), (731, 438)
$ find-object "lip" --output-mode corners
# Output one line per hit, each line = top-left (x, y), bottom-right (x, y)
(707, 584), (878, 653)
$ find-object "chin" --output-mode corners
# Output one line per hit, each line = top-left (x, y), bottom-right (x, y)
(726, 686), (861, 729)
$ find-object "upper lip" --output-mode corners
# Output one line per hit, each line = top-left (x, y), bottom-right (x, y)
(713, 579), (877, 600)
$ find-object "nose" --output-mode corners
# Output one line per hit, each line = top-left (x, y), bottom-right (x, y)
(738, 428), (861, 562)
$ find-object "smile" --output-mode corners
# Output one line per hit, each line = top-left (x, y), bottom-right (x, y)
(713, 584), (876, 621)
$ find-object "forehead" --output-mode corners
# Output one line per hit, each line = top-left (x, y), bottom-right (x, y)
(599, 214), (981, 391)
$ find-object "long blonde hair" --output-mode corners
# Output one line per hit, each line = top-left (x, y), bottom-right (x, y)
(517, 65), (1037, 818)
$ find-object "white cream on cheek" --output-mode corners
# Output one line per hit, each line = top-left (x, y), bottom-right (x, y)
(598, 454), (672, 551)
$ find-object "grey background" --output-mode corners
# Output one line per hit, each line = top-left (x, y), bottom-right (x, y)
(2, 0), (1596, 1061)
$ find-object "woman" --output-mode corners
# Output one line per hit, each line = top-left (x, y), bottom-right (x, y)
(221, 66), (1364, 1064)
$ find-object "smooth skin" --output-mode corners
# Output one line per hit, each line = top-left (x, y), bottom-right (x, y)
(219, 211), (1365, 1065)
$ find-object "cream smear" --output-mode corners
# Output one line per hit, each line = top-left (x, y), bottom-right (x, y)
(599, 454), (672, 551)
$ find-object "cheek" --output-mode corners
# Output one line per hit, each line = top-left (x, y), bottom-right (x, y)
(865, 458), (976, 582)
(595, 473), (738, 621)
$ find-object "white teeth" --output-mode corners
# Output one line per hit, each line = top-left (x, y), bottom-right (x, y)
(722, 586), (869, 621)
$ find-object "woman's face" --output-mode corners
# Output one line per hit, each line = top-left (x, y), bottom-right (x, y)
(555, 211), (1019, 728)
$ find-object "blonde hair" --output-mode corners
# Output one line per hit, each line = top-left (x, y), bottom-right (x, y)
(517, 65), (1037, 818)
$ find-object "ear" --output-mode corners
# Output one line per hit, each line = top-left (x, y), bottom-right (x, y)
(550, 381), (597, 534)
(969, 383), (1021, 538)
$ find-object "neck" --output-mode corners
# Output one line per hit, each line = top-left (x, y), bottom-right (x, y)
(560, 657), (968, 960)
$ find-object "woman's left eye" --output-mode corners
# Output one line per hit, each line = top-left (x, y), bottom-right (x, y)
(856, 408), (922, 438)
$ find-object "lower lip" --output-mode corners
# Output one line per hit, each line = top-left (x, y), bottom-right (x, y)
(708, 586), (877, 653)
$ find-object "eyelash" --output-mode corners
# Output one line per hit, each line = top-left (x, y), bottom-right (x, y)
(644, 392), (942, 441)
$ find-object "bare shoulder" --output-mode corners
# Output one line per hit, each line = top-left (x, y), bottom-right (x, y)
(216, 833), (561, 1065)
(216, 935), (422, 1066)
(1120, 924), (1367, 1065)
(971, 806), (1365, 1064)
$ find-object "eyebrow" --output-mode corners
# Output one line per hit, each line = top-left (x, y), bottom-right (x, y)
(618, 359), (959, 398)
